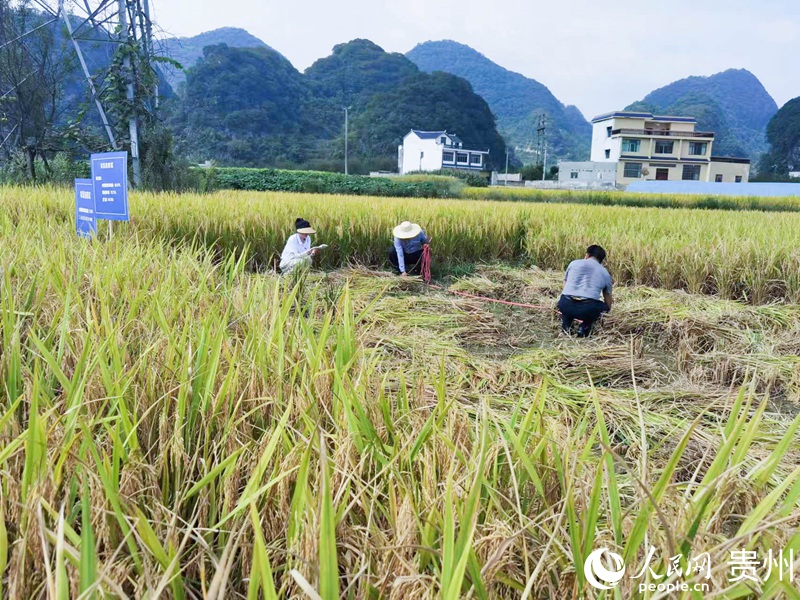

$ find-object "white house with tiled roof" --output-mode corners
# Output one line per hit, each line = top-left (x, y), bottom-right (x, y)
(398, 130), (489, 174)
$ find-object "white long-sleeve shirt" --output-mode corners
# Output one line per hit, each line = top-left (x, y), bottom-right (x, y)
(281, 233), (311, 263)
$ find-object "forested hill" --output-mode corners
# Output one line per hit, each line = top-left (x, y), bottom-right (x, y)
(626, 69), (778, 159)
(160, 27), (279, 90)
(406, 40), (591, 163)
(167, 39), (507, 171)
(759, 97), (800, 176)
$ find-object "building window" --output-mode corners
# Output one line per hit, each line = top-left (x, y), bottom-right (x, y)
(654, 140), (674, 154)
(656, 168), (669, 180)
(470, 154), (482, 165)
(715, 174), (723, 182)
(456, 152), (468, 164)
(605, 149), (611, 159)
(440, 136), (447, 145)
(570, 171), (578, 179)
(443, 151), (454, 163)
(735, 175), (743, 183)
(606, 126), (612, 138)
(621, 138), (641, 153)
(688, 142), (707, 156)
(682, 164), (701, 180)
(623, 162), (642, 178)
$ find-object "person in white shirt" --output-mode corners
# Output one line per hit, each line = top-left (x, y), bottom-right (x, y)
(280, 218), (318, 274)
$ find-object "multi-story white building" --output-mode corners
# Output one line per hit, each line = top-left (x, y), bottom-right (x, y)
(585, 111), (750, 185)
(398, 130), (489, 175)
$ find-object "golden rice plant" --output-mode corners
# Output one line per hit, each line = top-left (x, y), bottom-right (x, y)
(0, 187), (799, 597)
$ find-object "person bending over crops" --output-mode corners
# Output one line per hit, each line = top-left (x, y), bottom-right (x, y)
(280, 218), (319, 274)
(557, 244), (613, 337)
(389, 221), (429, 277)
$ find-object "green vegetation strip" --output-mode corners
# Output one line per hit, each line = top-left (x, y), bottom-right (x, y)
(199, 167), (467, 197)
(200, 167), (800, 213)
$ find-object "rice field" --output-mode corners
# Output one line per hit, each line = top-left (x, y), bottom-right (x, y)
(1, 187), (800, 598)
(8, 186), (800, 303)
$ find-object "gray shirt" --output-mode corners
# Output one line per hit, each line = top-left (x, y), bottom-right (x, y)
(562, 258), (612, 301)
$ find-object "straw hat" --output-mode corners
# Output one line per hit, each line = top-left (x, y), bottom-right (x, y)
(295, 218), (316, 235)
(393, 221), (422, 239)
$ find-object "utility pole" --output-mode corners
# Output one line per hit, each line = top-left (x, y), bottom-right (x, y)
(536, 114), (546, 180)
(343, 106), (350, 175)
(542, 141), (548, 181)
(119, 0), (141, 187)
(504, 149), (509, 186)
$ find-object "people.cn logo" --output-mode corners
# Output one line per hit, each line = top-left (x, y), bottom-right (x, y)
(584, 548), (626, 590)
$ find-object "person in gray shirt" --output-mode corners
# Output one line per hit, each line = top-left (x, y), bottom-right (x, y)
(557, 245), (613, 337)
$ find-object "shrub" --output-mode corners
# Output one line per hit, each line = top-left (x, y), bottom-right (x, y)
(406, 168), (489, 187)
(202, 167), (463, 198)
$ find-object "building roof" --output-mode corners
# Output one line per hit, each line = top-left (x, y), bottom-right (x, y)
(591, 111), (697, 124)
(409, 130), (448, 140)
(407, 129), (464, 144)
(404, 129), (488, 153)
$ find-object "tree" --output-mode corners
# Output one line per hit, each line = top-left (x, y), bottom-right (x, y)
(168, 44), (313, 166)
(353, 71), (507, 168)
(0, 1), (72, 180)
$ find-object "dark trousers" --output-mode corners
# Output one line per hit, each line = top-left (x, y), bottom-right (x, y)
(388, 247), (423, 275)
(557, 295), (609, 337)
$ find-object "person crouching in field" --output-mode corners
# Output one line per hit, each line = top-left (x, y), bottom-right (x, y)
(557, 244), (613, 337)
(280, 218), (318, 274)
(389, 221), (429, 277)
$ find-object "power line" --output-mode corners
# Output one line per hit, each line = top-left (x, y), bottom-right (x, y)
(0, 16), (59, 50)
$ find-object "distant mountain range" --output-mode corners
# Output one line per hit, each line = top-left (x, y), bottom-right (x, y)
(166, 39), (507, 170)
(406, 40), (591, 163)
(158, 28), (782, 167)
(625, 69), (777, 160)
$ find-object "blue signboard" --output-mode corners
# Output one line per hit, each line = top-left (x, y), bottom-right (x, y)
(75, 179), (97, 238)
(91, 151), (129, 220)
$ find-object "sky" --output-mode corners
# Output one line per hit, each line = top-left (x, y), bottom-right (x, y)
(152, 0), (800, 120)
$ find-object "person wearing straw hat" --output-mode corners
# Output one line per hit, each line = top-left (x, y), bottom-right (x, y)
(558, 244), (613, 337)
(389, 221), (429, 277)
(280, 218), (319, 274)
